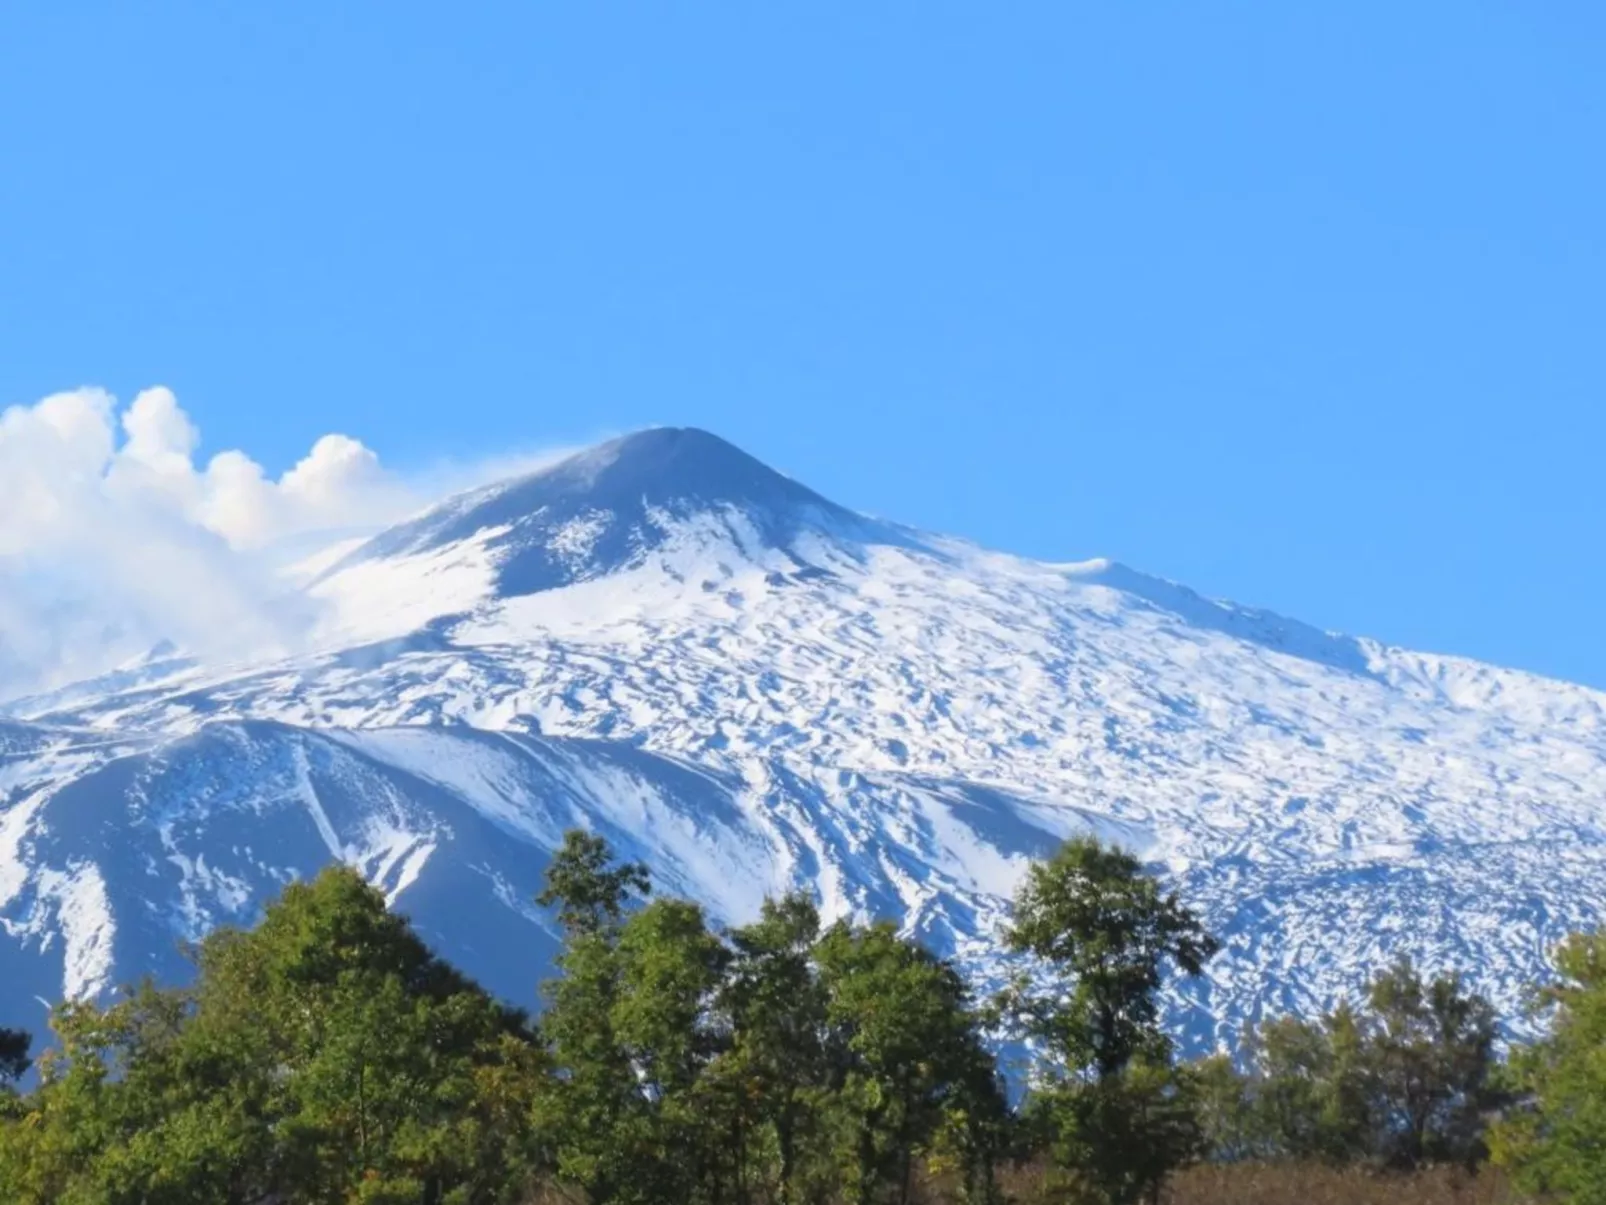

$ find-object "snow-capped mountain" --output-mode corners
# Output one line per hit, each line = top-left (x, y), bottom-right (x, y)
(3, 427), (1604, 1052)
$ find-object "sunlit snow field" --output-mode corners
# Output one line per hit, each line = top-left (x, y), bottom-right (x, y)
(2, 430), (1602, 1050)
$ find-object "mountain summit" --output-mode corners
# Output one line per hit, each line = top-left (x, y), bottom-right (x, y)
(2, 429), (1604, 1050)
(340, 427), (893, 599)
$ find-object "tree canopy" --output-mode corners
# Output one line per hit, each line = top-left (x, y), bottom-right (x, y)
(0, 867), (541, 1204)
(1492, 931), (1606, 1203)
(999, 836), (1220, 1205)
(0, 829), (1582, 1205)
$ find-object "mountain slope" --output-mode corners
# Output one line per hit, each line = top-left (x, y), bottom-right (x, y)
(3, 428), (1603, 1049)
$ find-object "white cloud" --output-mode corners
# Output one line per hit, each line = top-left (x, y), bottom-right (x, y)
(0, 385), (571, 701)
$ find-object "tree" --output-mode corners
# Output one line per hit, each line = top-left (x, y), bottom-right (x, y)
(1492, 931), (1606, 1203)
(1244, 1006), (1372, 1164)
(536, 829), (651, 936)
(0, 1026), (29, 1123)
(0, 867), (542, 1205)
(1363, 958), (1500, 1168)
(534, 830), (752, 1205)
(531, 830), (657, 1205)
(0, 991), (197, 1203)
(1220, 961), (1501, 1171)
(815, 919), (1006, 1205)
(612, 896), (731, 1203)
(1001, 836), (1219, 1205)
(714, 893), (832, 1205)
(193, 865), (541, 1203)
(1186, 1053), (1261, 1164)
(1023, 1057), (1206, 1205)
(1188, 959), (1503, 1173)
(0, 1027), (29, 1087)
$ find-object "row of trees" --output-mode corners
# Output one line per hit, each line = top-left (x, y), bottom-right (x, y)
(1194, 961), (1502, 1169)
(0, 833), (1603, 1204)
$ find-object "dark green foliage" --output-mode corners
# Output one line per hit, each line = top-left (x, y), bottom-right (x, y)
(1000, 836), (1218, 1204)
(0, 867), (542, 1204)
(529, 828), (660, 1204)
(535, 829), (651, 935)
(0, 827), (1561, 1205)
(535, 893), (730, 1204)
(1003, 838), (1218, 1082)
(1193, 960), (1502, 1174)
(0, 1023), (30, 1120)
(532, 839), (1007, 1205)
(1236, 1005), (1374, 1165)
(1363, 959), (1500, 1168)
(714, 893), (832, 1205)
(1491, 931), (1606, 1202)
(814, 919), (1009, 1205)
(0, 1026), (29, 1085)
(1021, 1057), (1207, 1205)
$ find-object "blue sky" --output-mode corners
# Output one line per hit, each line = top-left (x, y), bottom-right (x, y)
(2, 4), (1603, 686)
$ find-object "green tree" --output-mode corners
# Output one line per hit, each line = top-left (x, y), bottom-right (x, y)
(1225, 962), (1499, 1170)
(534, 830), (760, 1205)
(1187, 1053), (1257, 1163)
(0, 867), (541, 1205)
(531, 830), (656, 1205)
(0, 1025), (29, 1123)
(1492, 931), (1606, 1203)
(714, 893), (832, 1205)
(0, 1026), (29, 1085)
(1023, 1057), (1206, 1205)
(613, 896), (731, 1204)
(1363, 958), (1500, 1168)
(0, 990), (200, 1203)
(1001, 836), (1219, 1205)
(815, 919), (1005, 1205)
(195, 866), (541, 1203)
(1243, 1006), (1372, 1164)
(537, 829), (651, 936)
(925, 1038), (1014, 1205)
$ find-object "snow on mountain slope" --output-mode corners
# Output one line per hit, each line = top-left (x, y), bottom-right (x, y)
(2, 427), (1604, 1051)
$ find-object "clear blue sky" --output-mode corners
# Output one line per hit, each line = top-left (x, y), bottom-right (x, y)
(3, 4), (1603, 686)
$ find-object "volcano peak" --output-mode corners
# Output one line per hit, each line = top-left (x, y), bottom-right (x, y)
(340, 427), (878, 598)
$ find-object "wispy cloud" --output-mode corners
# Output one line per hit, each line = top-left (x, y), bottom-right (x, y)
(0, 386), (574, 701)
